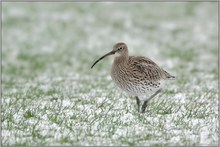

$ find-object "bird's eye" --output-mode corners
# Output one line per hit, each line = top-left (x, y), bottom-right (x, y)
(118, 47), (122, 51)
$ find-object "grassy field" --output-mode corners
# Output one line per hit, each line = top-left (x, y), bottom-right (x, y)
(2, 2), (218, 146)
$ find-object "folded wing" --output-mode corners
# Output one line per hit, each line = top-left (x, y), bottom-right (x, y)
(128, 56), (175, 81)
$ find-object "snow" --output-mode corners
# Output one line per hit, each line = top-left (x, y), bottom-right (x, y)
(2, 2), (218, 146)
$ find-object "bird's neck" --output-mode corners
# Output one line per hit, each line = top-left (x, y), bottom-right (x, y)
(113, 53), (129, 66)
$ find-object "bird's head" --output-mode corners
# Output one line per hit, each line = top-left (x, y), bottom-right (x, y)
(91, 42), (128, 68)
(112, 42), (128, 57)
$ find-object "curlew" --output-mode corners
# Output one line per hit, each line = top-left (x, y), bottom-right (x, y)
(91, 42), (175, 113)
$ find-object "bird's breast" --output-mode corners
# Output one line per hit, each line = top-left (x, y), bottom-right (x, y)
(111, 63), (127, 88)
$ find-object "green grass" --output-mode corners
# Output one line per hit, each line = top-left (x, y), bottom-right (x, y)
(2, 2), (218, 146)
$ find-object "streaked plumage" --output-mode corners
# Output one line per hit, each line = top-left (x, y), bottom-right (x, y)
(91, 42), (175, 113)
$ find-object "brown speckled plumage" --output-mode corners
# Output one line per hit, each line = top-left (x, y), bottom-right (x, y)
(91, 42), (175, 113)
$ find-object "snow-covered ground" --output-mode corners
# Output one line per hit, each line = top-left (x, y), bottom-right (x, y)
(2, 2), (218, 146)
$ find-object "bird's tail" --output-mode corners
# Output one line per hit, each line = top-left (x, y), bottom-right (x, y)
(162, 70), (175, 80)
(167, 75), (175, 80)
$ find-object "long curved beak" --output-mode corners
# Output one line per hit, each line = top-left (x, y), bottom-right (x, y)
(91, 50), (116, 68)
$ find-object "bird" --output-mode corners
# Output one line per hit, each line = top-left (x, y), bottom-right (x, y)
(91, 42), (175, 113)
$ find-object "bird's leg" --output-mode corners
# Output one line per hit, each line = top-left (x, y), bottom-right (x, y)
(141, 89), (162, 113)
(141, 101), (148, 113)
(135, 96), (140, 112)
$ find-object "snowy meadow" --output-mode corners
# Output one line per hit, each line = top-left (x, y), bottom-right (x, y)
(2, 2), (218, 146)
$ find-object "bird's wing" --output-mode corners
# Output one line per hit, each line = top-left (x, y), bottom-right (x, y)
(128, 56), (174, 81)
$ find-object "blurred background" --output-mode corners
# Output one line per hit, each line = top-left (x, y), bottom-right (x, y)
(2, 2), (218, 146)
